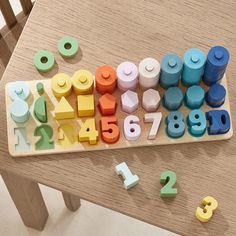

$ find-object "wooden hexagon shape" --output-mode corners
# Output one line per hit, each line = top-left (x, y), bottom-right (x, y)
(121, 90), (139, 114)
(142, 89), (161, 112)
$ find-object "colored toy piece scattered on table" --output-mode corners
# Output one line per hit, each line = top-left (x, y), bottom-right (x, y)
(5, 45), (233, 157)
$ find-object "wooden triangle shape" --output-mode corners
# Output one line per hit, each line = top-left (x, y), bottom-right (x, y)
(54, 97), (75, 120)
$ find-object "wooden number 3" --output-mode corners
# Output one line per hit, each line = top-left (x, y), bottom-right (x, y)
(160, 170), (177, 197)
(195, 196), (218, 222)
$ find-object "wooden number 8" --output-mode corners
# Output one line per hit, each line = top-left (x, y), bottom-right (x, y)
(195, 196), (218, 222)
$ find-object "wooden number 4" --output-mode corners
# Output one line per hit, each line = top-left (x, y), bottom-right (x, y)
(79, 118), (98, 145)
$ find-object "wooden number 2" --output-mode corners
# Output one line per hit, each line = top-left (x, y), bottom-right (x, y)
(34, 124), (55, 150)
(160, 170), (177, 197)
(195, 196), (218, 222)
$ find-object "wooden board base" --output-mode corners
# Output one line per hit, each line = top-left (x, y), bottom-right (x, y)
(5, 75), (233, 157)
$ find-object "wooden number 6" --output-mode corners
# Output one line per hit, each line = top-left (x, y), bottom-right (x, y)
(195, 196), (218, 222)
(123, 115), (141, 141)
(160, 170), (177, 197)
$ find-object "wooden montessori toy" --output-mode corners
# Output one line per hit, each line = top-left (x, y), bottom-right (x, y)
(5, 46), (233, 157)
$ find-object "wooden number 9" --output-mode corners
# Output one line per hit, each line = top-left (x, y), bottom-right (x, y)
(124, 115), (141, 141)
(195, 196), (218, 222)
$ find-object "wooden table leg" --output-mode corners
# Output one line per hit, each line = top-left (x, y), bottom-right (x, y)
(0, 170), (49, 231)
(62, 192), (81, 212)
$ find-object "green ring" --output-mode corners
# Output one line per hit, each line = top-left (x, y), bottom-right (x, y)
(33, 50), (55, 72)
(58, 36), (79, 58)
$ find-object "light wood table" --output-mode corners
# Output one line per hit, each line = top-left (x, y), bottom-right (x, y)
(0, 0), (236, 235)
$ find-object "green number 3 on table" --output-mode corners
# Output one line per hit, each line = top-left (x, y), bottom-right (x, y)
(160, 170), (177, 197)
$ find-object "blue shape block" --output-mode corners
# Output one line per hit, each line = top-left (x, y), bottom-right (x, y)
(164, 87), (183, 110)
(203, 46), (230, 86)
(182, 48), (206, 87)
(166, 111), (185, 138)
(9, 81), (30, 101)
(185, 85), (205, 109)
(206, 110), (230, 135)
(206, 84), (226, 108)
(160, 54), (183, 89)
(187, 109), (206, 136)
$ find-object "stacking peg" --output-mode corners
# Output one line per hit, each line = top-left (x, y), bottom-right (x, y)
(160, 54), (183, 89)
(138, 58), (160, 90)
(182, 48), (206, 86)
(203, 46), (230, 86)
(116, 61), (139, 91)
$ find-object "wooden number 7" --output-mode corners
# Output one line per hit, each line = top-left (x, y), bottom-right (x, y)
(160, 170), (177, 197)
(144, 112), (162, 140)
(195, 196), (218, 222)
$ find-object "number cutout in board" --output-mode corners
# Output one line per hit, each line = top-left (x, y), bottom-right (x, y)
(144, 112), (162, 140)
(100, 116), (120, 144)
(34, 124), (55, 150)
(79, 118), (98, 145)
(58, 124), (76, 148)
(195, 196), (218, 223)
(14, 127), (31, 152)
(123, 115), (141, 141)
(160, 170), (177, 197)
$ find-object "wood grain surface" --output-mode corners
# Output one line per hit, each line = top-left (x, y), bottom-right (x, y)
(0, 0), (236, 235)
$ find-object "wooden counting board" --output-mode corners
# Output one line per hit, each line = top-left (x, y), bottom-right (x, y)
(5, 74), (233, 157)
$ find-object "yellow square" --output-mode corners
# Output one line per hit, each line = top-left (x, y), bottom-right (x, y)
(77, 95), (95, 117)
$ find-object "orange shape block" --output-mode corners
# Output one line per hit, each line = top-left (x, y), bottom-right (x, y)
(98, 93), (117, 116)
(95, 65), (117, 94)
(100, 116), (120, 144)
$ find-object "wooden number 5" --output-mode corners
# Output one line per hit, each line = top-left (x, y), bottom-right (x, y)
(100, 116), (120, 144)
(160, 170), (177, 197)
(196, 196), (218, 222)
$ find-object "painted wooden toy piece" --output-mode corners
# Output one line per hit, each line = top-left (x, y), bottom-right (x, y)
(58, 36), (79, 58)
(36, 82), (44, 95)
(58, 124), (76, 148)
(187, 109), (206, 136)
(54, 96), (75, 120)
(10, 99), (30, 123)
(9, 81), (30, 101)
(100, 116), (120, 144)
(166, 111), (185, 138)
(206, 110), (230, 135)
(34, 124), (55, 150)
(79, 118), (98, 145)
(72, 70), (94, 95)
(182, 48), (206, 87)
(116, 61), (139, 91)
(205, 84), (226, 107)
(160, 54), (183, 89)
(160, 170), (177, 197)
(34, 96), (47, 123)
(195, 196), (218, 223)
(98, 93), (117, 116)
(185, 85), (205, 109)
(77, 95), (95, 117)
(164, 87), (183, 110)
(14, 127), (30, 152)
(51, 73), (72, 98)
(124, 115), (141, 141)
(142, 89), (161, 112)
(121, 90), (139, 114)
(115, 162), (139, 190)
(138, 58), (160, 90)
(33, 50), (55, 73)
(144, 112), (162, 140)
(95, 65), (117, 94)
(203, 46), (230, 85)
